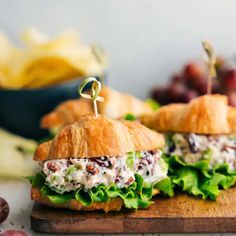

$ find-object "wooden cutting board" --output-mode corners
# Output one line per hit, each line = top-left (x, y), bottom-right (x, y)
(31, 187), (236, 234)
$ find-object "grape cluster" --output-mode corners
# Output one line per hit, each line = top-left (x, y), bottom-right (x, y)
(151, 59), (236, 106)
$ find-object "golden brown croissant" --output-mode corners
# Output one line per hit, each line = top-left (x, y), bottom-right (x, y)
(35, 114), (164, 161)
(41, 87), (153, 130)
(141, 94), (236, 134)
(99, 87), (152, 119)
(41, 98), (93, 129)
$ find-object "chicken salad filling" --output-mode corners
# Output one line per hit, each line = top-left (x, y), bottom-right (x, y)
(166, 133), (236, 170)
(41, 150), (168, 194)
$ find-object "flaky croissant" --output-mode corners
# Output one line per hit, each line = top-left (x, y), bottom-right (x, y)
(35, 114), (164, 161)
(41, 87), (153, 130)
(141, 94), (236, 135)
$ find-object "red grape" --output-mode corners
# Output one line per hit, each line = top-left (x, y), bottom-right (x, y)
(150, 59), (233, 105)
(212, 82), (221, 94)
(167, 83), (198, 103)
(151, 86), (169, 105)
(194, 79), (208, 95)
(183, 63), (204, 78)
(167, 83), (186, 94)
(0, 197), (9, 224)
(1, 230), (28, 236)
(227, 91), (236, 107)
(167, 83), (187, 102)
(151, 83), (199, 104)
(171, 74), (185, 84)
(220, 69), (236, 91)
(185, 73), (205, 89)
(182, 89), (198, 102)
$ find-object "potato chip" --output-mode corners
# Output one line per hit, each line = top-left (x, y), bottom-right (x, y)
(0, 29), (107, 89)
(22, 27), (49, 46)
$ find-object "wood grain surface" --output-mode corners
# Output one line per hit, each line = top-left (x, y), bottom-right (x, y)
(31, 187), (236, 234)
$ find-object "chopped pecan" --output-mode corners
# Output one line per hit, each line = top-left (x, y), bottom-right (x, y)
(47, 162), (59, 172)
(86, 165), (100, 175)
(223, 144), (236, 150)
(125, 176), (134, 185)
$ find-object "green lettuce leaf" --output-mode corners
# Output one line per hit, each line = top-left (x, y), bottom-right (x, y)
(28, 171), (165, 209)
(28, 172), (45, 188)
(165, 154), (236, 200)
(75, 188), (93, 206)
(119, 189), (138, 209)
(137, 198), (153, 208)
(166, 155), (210, 177)
(155, 177), (174, 197)
(90, 184), (109, 202)
(172, 167), (205, 198)
(41, 185), (74, 204)
(108, 176), (153, 209)
(165, 133), (174, 150)
(106, 184), (120, 198)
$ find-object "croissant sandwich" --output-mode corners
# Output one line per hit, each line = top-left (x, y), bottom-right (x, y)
(30, 115), (168, 212)
(41, 87), (153, 133)
(141, 94), (236, 200)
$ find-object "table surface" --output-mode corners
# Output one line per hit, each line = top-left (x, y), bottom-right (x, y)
(0, 179), (236, 236)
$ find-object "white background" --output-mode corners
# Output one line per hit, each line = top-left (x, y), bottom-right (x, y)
(0, 0), (235, 98)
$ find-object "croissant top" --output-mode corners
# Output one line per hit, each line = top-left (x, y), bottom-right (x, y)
(41, 87), (152, 129)
(141, 94), (236, 135)
(34, 115), (164, 161)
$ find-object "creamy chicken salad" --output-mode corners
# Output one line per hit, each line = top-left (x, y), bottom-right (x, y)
(166, 133), (236, 170)
(41, 150), (167, 194)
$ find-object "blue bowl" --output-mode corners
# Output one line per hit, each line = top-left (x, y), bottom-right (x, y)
(0, 77), (102, 139)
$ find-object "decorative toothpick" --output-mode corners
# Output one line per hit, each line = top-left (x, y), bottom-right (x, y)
(78, 77), (104, 117)
(202, 41), (217, 94)
(91, 44), (106, 87)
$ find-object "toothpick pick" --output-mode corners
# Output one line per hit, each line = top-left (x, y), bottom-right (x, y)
(78, 77), (104, 117)
(202, 41), (217, 94)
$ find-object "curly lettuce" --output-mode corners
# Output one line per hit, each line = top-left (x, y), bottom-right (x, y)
(164, 154), (236, 200)
(29, 173), (171, 209)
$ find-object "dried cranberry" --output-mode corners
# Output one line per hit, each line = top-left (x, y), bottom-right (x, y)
(146, 158), (152, 165)
(115, 176), (121, 183)
(149, 150), (158, 155)
(138, 160), (146, 169)
(47, 162), (59, 172)
(91, 157), (112, 168)
(67, 158), (74, 165)
(138, 165), (143, 170)
(0, 197), (9, 224)
(86, 165), (100, 175)
(140, 157), (152, 166)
